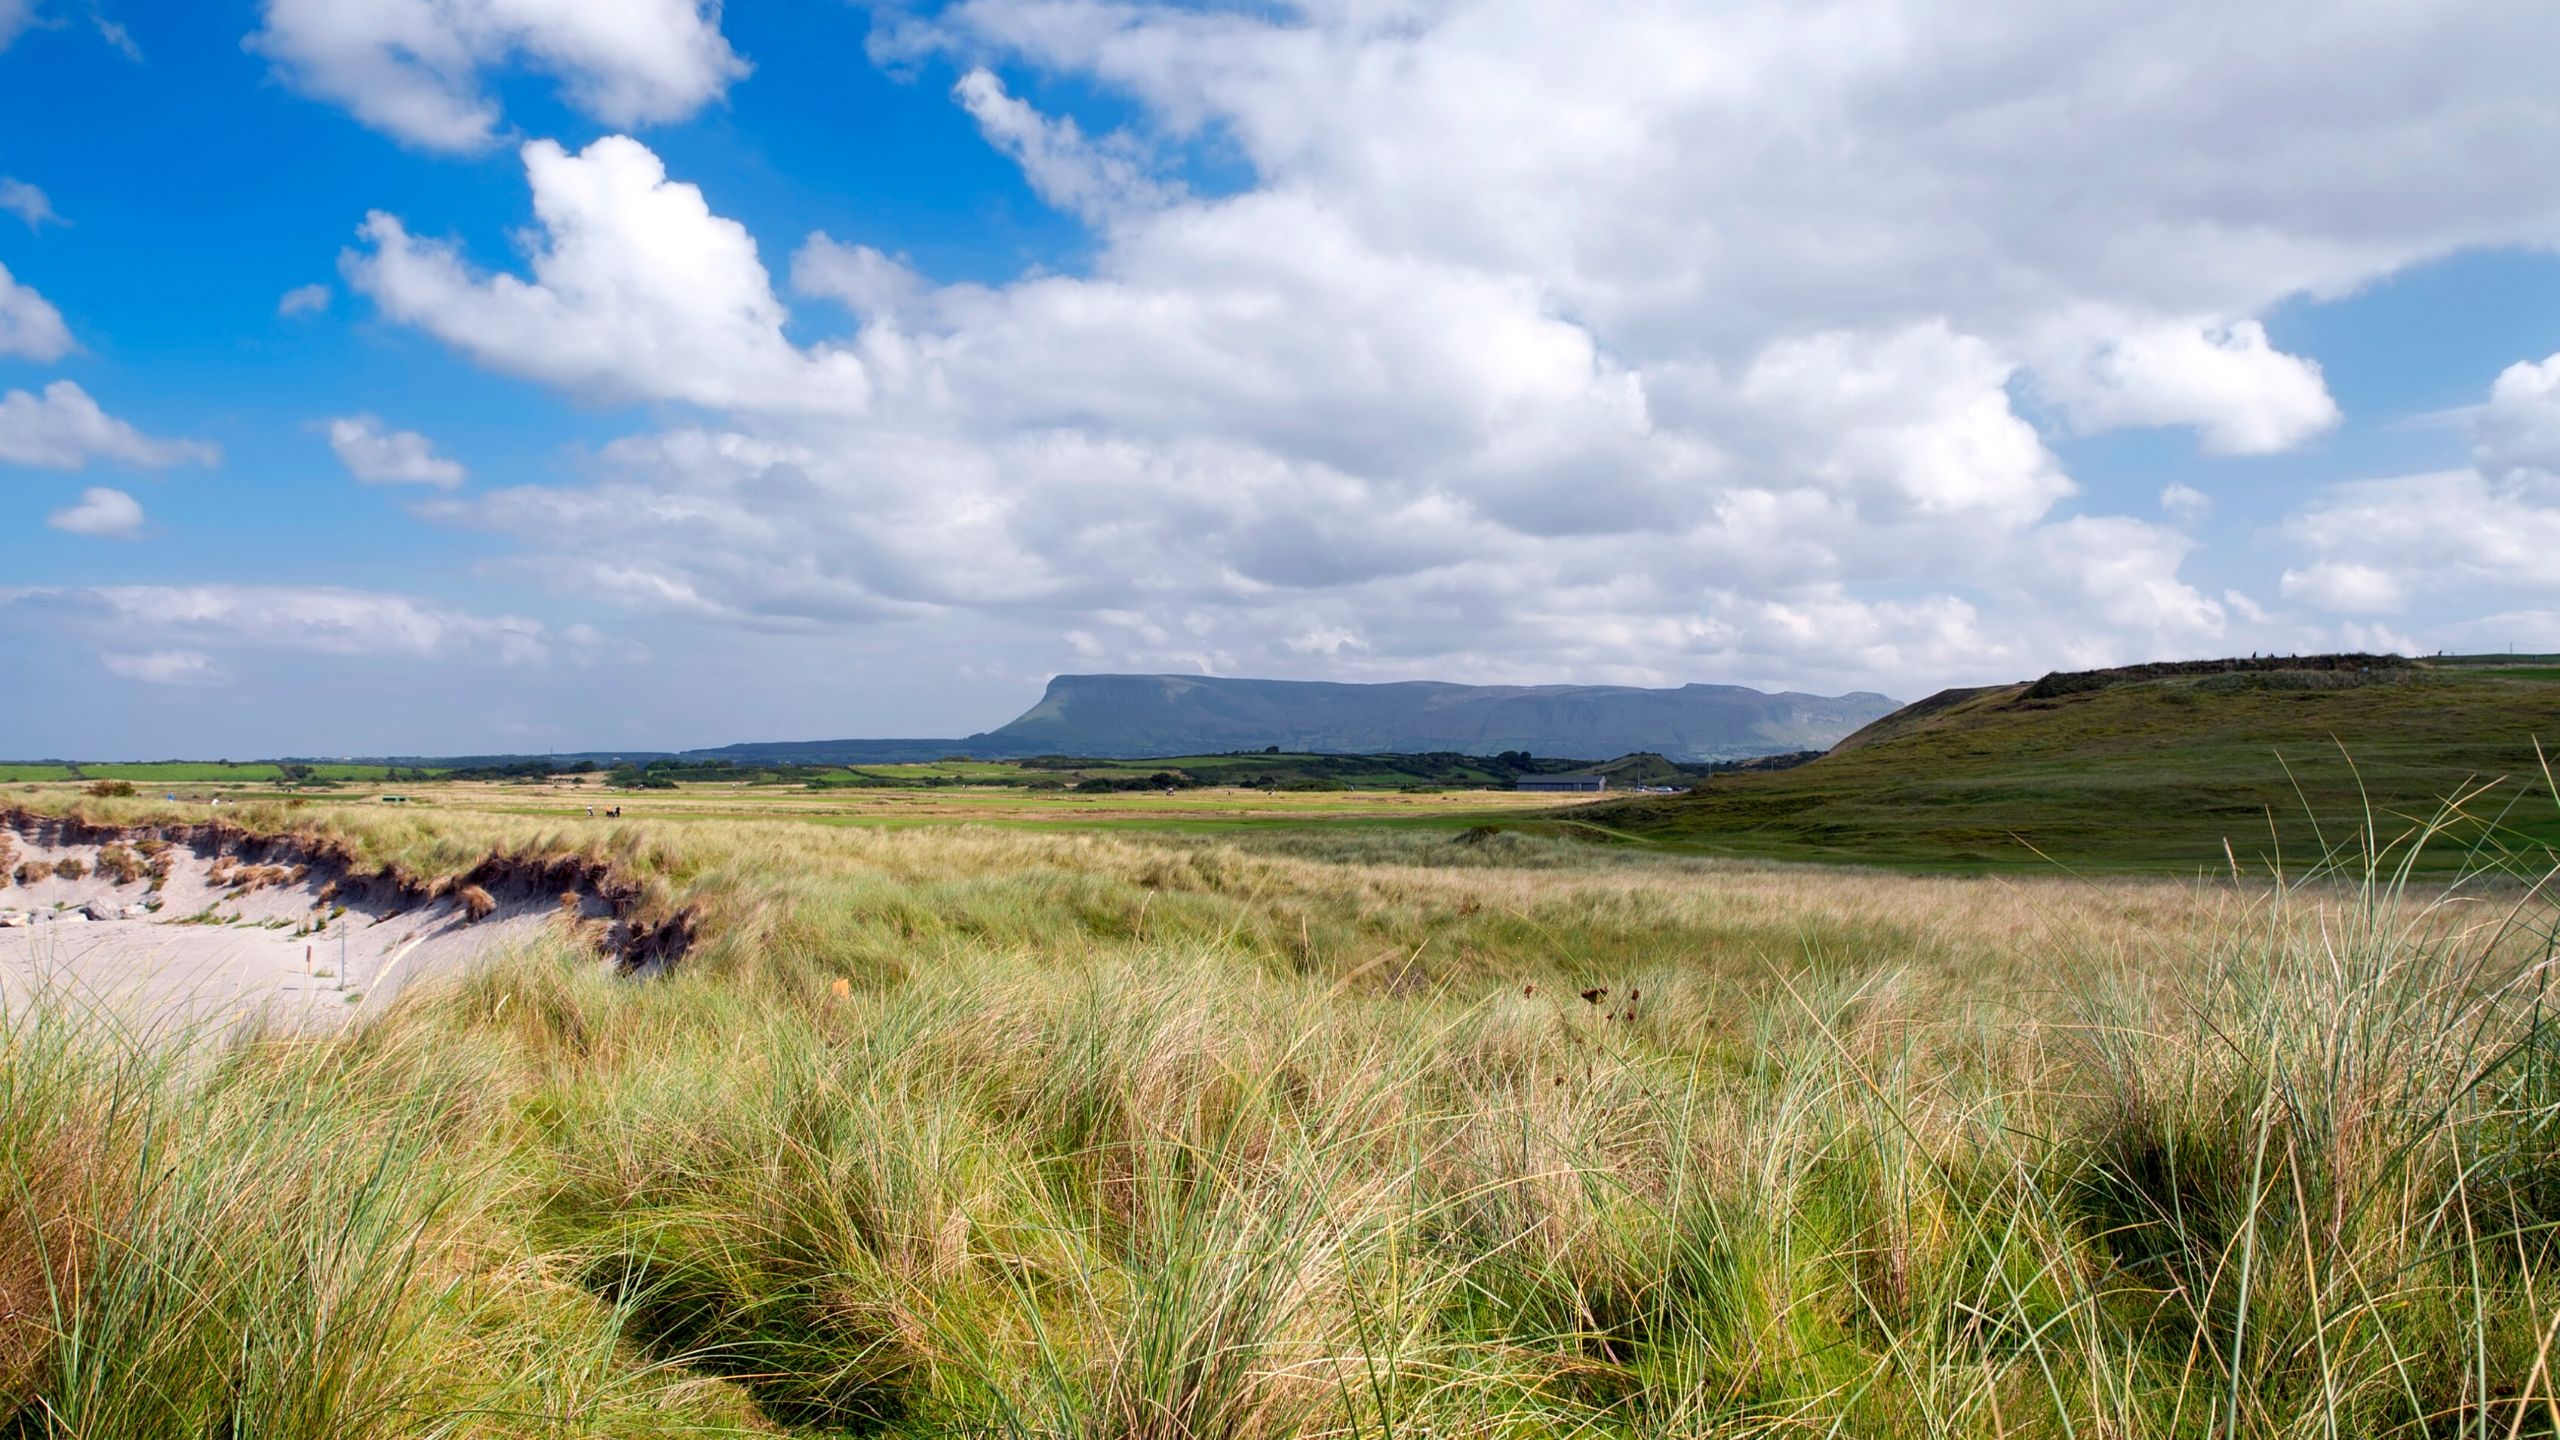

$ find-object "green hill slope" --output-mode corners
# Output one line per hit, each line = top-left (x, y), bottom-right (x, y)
(1591, 655), (2560, 872)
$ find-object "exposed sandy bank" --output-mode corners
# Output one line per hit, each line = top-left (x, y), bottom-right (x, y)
(0, 809), (692, 1036)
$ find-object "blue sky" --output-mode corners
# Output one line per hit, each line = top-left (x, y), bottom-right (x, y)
(2, 0), (2556, 758)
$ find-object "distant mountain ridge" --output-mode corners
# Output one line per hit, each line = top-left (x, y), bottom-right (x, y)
(948, 674), (1897, 763)
(299, 676), (1900, 769)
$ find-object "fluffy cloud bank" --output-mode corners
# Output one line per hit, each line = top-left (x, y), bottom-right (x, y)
(0, 584), (592, 667)
(348, 0), (2560, 693)
(250, 0), (746, 152)
(897, 0), (2560, 350)
(2280, 352), (2560, 623)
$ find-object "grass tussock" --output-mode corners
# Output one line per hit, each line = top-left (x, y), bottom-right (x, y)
(3, 795), (2559, 1436)
(87, 844), (141, 886)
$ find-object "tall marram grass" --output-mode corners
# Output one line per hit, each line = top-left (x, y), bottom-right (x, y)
(5, 796), (2560, 1435)
(0, 994), (775, 1436)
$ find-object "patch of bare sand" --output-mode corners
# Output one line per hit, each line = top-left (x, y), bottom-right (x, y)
(0, 815), (637, 1038)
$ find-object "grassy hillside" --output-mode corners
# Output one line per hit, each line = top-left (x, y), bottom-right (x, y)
(1595, 655), (2560, 871)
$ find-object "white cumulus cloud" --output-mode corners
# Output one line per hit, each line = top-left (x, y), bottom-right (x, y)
(327, 413), (465, 487)
(370, 135), (2236, 699)
(47, 485), (144, 537)
(2274, 353), (2560, 638)
(2040, 319), (2340, 455)
(2281, 561), (2410, 615)
(350, 0), (2560, 700)
(908, 0), (2560, 357)
(249, 0), (747, 152)
(2475, 352), (2560, 482)
(0, 381), (217, 470)
(346, 137), (869, 414)
(277, 282), (332, 317)
(0, 260), (72, 362)
(1734, 324), (2072, 526)
(2286, 472), (2560, 606)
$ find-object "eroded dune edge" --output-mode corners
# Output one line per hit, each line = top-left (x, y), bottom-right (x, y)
(1, 805), (694, 977)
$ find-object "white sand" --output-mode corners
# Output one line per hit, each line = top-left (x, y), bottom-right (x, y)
(1, 821), (599, 1039)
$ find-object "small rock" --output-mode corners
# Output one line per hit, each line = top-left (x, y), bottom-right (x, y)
(0, 910), (29, 928)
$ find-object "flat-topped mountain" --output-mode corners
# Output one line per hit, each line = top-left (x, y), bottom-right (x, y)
(967, 674), (1898, 762)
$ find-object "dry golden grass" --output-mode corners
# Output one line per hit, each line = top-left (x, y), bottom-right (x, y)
(2, 793), (2556, 1437)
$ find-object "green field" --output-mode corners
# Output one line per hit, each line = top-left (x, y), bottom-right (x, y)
(1596, 659), (2560, 871)
(0, 754), (1555, 795)
(386, 775), (1578, 839)
(1, 747), (1703, 799)
(771, 750), (1695, 791)
(410, 749), (1703, 794)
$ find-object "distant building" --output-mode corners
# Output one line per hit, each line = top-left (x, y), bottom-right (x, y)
(1516, 775), (1607, 793)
